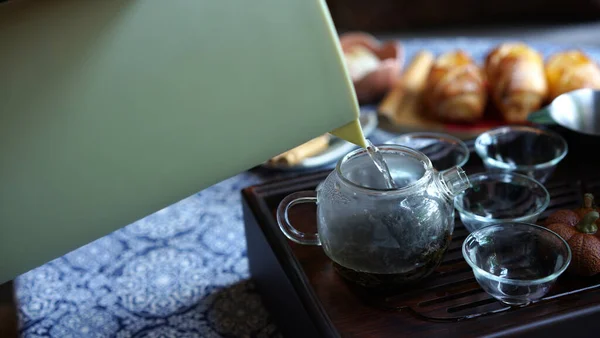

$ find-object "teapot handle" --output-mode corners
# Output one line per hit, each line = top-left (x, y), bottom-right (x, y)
(276, 191), (321, 246)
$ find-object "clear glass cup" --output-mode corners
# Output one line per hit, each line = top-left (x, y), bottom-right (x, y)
(386, 132), (470, 173)
(276, 145), (471, 288)
(454, 172), (550, 233)
(463, 222), (571, 306)
(474, 126), (568, 183)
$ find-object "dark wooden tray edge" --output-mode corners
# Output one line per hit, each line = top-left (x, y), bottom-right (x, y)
(488, 305), (600, 337)
(242, 171), (338, 338)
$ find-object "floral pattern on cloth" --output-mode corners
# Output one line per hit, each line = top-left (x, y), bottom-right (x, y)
(14, 39), (600, 337)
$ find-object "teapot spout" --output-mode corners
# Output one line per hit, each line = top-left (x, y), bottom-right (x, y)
(441, 167), (471, 197)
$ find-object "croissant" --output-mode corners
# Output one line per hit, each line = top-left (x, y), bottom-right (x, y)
(545, 50), (600, 100)
(485, 43), (548, 123)
(424, 50), (487, 123)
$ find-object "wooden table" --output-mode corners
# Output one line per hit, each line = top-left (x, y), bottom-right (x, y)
(0, 281), (18, 338)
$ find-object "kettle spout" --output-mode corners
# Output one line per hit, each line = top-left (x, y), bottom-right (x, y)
(329, 118), (368, 148)
(441, 167), (471, 197)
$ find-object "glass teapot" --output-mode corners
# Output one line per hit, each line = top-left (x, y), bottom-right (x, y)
(276, 144), (471, 288)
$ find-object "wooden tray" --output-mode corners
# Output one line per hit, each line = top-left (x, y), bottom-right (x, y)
(242, 133), (600, 337)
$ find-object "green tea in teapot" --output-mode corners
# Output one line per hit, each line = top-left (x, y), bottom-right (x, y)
(332, 231), (452, 289)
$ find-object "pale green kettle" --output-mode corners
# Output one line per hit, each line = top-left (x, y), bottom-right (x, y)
(0, 0), (365, 283)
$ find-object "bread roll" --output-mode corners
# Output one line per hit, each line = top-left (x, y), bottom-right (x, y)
(485, 43), (548, 122)
(424, 50), (487, 123)
(378, 51), (434, 125)
(545, 50), (600, 100)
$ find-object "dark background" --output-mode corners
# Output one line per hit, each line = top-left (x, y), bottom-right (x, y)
(326, 0), (600, 32)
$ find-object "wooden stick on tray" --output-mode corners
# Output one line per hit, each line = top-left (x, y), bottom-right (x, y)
(378, 50), (435, 126)
(268, 134), (331, 166)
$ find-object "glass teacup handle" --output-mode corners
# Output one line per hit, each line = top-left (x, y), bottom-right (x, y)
(276, 191), (321, 246)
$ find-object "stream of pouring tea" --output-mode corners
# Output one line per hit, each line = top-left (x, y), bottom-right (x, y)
(364, 140), (404, 249)
(366, 140), (398, 189)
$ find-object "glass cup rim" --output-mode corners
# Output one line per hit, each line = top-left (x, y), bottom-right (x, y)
(462, 222), (572, 286)
(385, 131), (471, 170)
(454, 172), (550, 224)
(335, 144), (434, 195)
(474, 125), (569, 171)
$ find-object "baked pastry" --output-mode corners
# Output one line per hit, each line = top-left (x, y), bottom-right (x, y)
(339, 32), (403, 104)
(424, 50), (487, 123)
(378, 51), (434, 126)
(485, 42), (548, 122)
(545, 50), (600, 100)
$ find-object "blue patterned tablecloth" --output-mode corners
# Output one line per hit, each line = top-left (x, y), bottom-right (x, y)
(14, 39), (600, 337)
